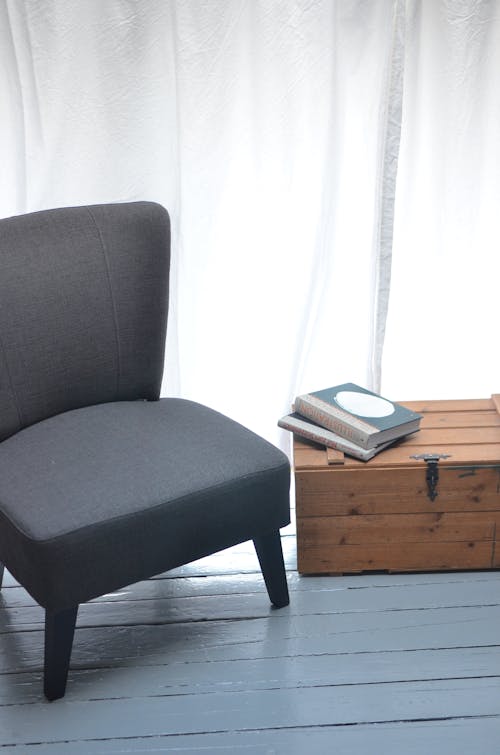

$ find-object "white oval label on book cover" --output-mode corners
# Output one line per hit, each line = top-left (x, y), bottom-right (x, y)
(334, 391), (395, 418)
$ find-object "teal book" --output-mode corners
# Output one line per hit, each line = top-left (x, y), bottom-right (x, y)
(294, 382), (422, 450)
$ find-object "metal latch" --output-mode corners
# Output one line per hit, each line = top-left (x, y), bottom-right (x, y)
(411, 453), (451, 502)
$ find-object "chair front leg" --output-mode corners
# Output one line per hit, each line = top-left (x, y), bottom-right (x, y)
(44, 605), (79, 701)
(253, 529), (289, 608)
(0, 563), (4, 590)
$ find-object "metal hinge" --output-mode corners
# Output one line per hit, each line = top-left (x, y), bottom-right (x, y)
(411, 453), (451, 502)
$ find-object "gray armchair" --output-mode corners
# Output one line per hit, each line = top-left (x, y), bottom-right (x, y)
(0, 202), (290, 700)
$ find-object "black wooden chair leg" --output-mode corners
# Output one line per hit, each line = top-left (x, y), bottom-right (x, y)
(0, 563), (4, 590)
(44, 605), (79, 701)
(253, 530), (289, 608)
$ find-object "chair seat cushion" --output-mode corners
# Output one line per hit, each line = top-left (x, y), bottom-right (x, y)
(0, 399), (290, 609)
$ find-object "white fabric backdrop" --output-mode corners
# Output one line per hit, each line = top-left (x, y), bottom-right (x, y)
(1, 0), (499, 450)
(382, 0), (500, 400)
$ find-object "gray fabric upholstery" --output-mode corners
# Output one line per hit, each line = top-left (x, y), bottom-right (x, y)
(0, 398), (290, 610)
(0, 201), (290, 620)
(0, 202), (169, 442)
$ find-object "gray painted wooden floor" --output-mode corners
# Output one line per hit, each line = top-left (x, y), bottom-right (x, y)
(1, 520), (500, 753)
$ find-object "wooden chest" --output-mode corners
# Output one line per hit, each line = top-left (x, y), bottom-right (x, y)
(295, 396), (500, 574)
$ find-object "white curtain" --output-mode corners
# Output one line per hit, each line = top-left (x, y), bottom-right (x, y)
(1, 0), (499, 451)
(382, 0), (500, 400)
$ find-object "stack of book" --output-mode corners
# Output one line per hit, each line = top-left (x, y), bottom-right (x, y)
(278, 382), (422, 461)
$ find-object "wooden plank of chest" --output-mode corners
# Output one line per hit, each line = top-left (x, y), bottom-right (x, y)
(297, 540), (494, 574)
(420, 411), (500, 428)
(297, 512), (497, 545)
(401, 398), (494, 412)
(405, 426), (500, 444)
(296, 511), (500, 573)
(400, 397), (500, 447)
(295, 466), (500, 515)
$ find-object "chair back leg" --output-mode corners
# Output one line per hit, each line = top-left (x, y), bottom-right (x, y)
(44, 605), (79, 701)
(253, 530), (289, 608)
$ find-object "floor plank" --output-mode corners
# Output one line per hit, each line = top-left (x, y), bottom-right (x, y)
(11, 718), (500, 755)
(2, 678), (500, 746)
(2, 644), (500, 705)
(3, 577), (500, 633)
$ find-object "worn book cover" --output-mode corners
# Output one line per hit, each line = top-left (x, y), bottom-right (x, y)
(294, 382), (422, 449)
(278, 412), (396, 461)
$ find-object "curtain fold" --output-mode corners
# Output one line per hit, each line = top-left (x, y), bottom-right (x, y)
(1, 0), (498, 449)
(369, 0), (405, 394)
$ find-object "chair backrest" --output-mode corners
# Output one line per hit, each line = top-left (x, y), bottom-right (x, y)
(0, 201), (170, 442)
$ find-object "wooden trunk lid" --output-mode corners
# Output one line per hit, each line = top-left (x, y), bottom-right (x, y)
(294, 395), (500, 471)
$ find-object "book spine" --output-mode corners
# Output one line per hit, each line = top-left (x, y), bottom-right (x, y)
(278, 418), (369, 461)
(294, 396), (371, 449)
